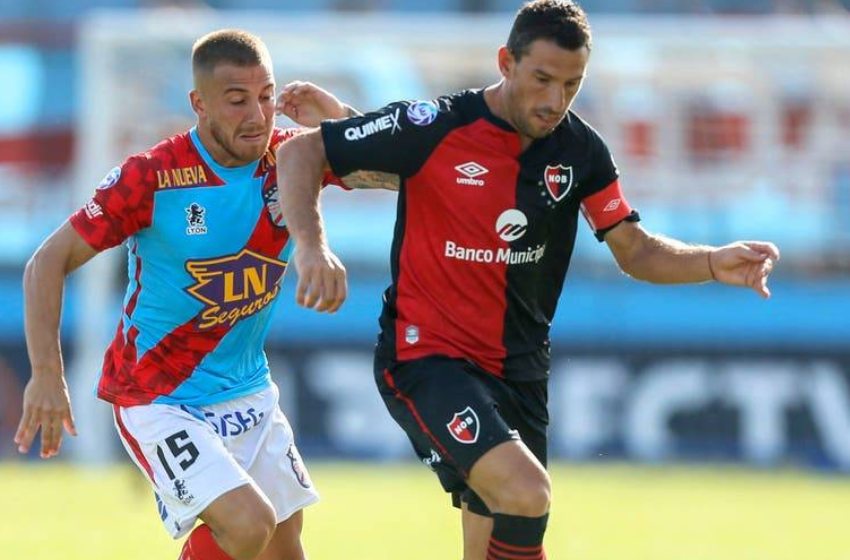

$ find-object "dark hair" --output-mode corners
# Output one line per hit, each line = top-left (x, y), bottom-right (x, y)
(506, 0), (592, 60)
(192, 29), (271, 76)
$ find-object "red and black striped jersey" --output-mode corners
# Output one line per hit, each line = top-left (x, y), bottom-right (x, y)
(321, 89), (639, 380)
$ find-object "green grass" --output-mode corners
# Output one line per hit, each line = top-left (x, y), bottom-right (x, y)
(1, 462), (849, 559)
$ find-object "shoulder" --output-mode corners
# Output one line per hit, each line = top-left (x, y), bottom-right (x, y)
(118, 131), (195, 186)
(557, 110), (603, 145)
(551, 111), (612, 164)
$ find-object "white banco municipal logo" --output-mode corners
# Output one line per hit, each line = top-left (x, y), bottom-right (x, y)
(495, 209), (528, 242)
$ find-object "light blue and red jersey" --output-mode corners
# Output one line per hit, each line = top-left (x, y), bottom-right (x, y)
(70, 127), (331, 407)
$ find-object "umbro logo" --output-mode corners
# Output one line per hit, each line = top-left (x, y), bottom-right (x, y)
(603, 199), (622, 212)
(455, 162), (488, 186)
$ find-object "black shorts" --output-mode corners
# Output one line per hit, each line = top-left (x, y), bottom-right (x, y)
(374, 354), (548, 516)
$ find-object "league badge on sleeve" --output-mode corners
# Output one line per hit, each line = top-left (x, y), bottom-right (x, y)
(407, 100), (438, 126)
(447, 406), (480, 444)
(544, 164), (574, 202)
(97, 166), (122, 190)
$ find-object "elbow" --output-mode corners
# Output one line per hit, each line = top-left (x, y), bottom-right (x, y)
(24, 240), (67, 292)
(23, 247), (46, 294)
(277, 129), (326, 170)
(614, 252), (650, 282)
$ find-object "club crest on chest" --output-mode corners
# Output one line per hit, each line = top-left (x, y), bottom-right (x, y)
(544, 164), (574, 202)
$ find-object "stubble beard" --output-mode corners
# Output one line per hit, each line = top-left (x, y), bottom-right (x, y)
(210, 120), (269, 165)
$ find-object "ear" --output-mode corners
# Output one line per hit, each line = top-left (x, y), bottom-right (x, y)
(189, 89), (204, 118)
(497, 45), (515, 79)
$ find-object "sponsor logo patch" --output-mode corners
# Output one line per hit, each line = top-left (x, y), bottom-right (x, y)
(344, 108), (402, 141)
(158, 165), (209, 189)
(455, 161), (489, 186)
(84, 200), (103, 219)
(185, 250), (286, 329)
(444, 241), (546, 265)
(495, 209), (528, 242)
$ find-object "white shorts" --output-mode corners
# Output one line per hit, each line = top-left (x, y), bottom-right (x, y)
(112, 383), (319, 539)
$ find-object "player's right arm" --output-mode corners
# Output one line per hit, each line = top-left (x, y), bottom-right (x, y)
(16, 155), (154, 458)
(15, 222), (97, 459)
(276, 129), (347, 313)
(277, 99), (445, 313)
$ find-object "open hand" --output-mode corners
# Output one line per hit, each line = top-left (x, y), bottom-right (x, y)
(14, 374), (77, 459)
(276, 81), (349, 128)
(709, 241), (780, 298)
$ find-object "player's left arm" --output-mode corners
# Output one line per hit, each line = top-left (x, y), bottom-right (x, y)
(275, 81), (360, 128)
(604, 220), (780, 298)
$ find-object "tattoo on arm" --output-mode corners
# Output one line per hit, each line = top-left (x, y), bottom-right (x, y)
(341, 171), (400, 191)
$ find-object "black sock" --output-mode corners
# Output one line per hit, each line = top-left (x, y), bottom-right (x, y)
(488, 513), (548, 559)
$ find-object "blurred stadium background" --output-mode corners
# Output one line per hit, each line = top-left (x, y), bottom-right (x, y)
(1, 0), (849, 558)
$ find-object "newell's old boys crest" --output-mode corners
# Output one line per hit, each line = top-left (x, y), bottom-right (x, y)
(544, 164), (574, 202)
(447, 406), (480, 444)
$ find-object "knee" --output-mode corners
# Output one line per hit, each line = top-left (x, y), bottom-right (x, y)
(486, 468), (551, 517)
(216, 501), (277, 560)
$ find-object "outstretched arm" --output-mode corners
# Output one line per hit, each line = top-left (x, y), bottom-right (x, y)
(16, 221), (97, 458)
(605, 221), (780, 298)
(276, 129), (347, 313)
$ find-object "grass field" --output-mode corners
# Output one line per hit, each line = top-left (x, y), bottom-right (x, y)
(1, 461), (849, 559)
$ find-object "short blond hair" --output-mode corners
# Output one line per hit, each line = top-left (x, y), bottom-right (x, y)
(191, 29), (271, 80)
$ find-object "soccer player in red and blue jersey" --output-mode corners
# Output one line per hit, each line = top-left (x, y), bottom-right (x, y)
(15, 29), (357, 560)
(276, 2), (780, 559)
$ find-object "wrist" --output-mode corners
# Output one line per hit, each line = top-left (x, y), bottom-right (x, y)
(294, 236), (329, 254)
(707, 250), (718, 281)
(31, 366), (64, 380)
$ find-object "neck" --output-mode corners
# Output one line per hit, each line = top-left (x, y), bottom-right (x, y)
(483, 82), (533, 150)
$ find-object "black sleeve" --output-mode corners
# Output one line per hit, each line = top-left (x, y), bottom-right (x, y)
(320, 99), (450, 179)
(575, 123), (640, 241)
(577, 123), (620, 198)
